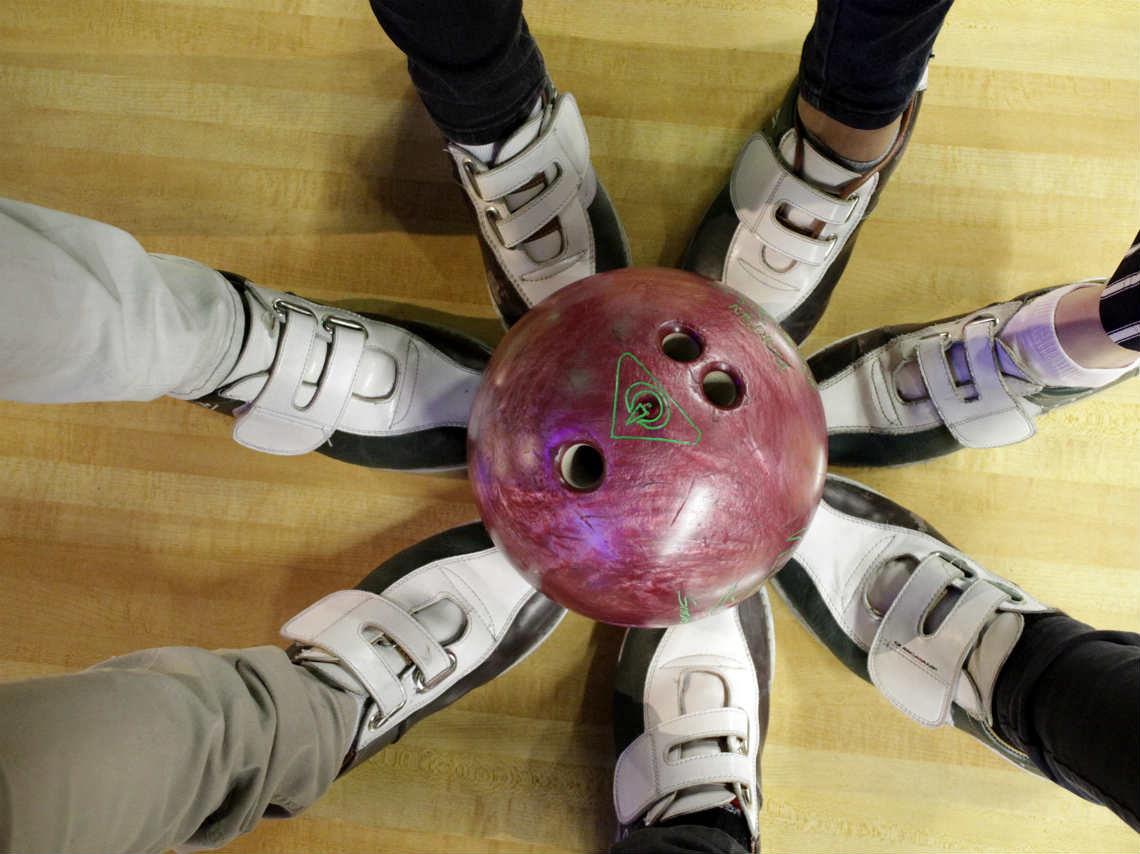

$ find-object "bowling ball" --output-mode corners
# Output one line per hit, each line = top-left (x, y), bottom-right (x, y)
(467, 267), (826, 627)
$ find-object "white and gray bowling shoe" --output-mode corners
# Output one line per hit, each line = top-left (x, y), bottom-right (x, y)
(282, 522), (565, 771)
(447, 83), (631, 328)
(770, 474), (1053, 776)
(808, 282), (1139, 466)
(611, 592), (774, 851)
(193, 272), (491, 470)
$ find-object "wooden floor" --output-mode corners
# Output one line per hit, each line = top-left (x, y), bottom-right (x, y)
(1, 0), (1137, 851)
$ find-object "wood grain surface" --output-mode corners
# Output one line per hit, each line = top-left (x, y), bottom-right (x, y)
(1, 0), (1137, 851)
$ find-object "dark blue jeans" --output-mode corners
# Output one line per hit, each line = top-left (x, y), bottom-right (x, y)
(367, 0), (951, 141)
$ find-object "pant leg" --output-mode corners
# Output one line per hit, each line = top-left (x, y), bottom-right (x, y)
(610, 824), (749, 854)
(1100, 230), (1140, 350)
(0, 198), (244, 403)
(0, 645), (358, 853)
(367, 0), (548, 143)
(798, 0), (954, 129)
(992, 613), (1140, 831)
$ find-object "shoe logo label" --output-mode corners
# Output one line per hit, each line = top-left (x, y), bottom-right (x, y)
(887, 639), (939, 675)
(610, 353), (701, 445)
(727, 303), (817, 388)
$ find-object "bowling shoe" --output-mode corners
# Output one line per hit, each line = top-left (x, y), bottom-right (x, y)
(808, 281), (1140, 466)
(282, 522), (565, 771)
(191, 272), (490, 470)
(447, 83), (631, 327)
(683, 70), (926, 345)
(611, 592), (773, 852)
(770, 474), (1055, 778)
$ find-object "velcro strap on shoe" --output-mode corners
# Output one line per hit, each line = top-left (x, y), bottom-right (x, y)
(916, 319), (1036, 448)
(613, 707), (752, 825)
(731, 135), (857, 265)
(282, 591), (406, 715)
(868, 554), (1010, 727)
(471, 93), (590, 202)
(489, 171), (580, 249)
(233, 306), (366, 455)
(282, 589), (453, 716)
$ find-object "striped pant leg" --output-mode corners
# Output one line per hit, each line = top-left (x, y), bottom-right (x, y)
(1100, 230), (1140, 351)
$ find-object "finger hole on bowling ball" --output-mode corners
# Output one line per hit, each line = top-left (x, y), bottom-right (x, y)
(557, 442), (605, 492)
(702, 366), (742, 409)
(659, 326), (703, 363)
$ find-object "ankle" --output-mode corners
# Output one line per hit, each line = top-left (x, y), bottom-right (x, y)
(796, 95), (901, 165)
(1054, 282), (1140, 369)
(1000, 283), (1140, 388)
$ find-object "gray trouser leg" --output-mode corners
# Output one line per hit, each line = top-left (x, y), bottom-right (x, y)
(0, 645), (358, 853)
(0, 197), (244, 403)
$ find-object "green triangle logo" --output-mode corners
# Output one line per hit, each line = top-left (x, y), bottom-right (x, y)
(610, 353), (701, 445)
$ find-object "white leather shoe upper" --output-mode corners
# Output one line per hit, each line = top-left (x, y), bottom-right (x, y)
(282, 544), (562, 758)
(614, 597), (771, 844)
(724, 130), (874, 323)
(715, 67), (928, 328)
(215, 282), (482, 456)
(448, 92), (599, 312)
(786, 477), (1051, 728)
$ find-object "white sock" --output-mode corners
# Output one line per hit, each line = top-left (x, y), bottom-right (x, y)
(456, 95), (543, 166)
(999, 284), (1140, 388)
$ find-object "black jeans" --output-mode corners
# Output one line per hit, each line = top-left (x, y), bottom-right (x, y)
(367, 0), (953, 142)
(993, 613), (1140, 832)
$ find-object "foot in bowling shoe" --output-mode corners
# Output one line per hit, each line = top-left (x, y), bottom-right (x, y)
(611, 592), (773, 852)
(281, 522), (565, 771)
(770, 474), (1056, 776)
(808, 281), (1140, 467)
(191, 272), (491, 470)
(447, 82), (631, 327)
(682, 71), (926, 345)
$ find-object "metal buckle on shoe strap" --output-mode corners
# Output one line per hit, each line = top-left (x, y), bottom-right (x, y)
(367, 694), (408, 731)
(366, 646), (457, 729)
(413, 649), (458, 691)
(272, 297), (317, 323)
(322, 314), (368, 340)
(485, 206), (507, 247)
(273, 297), (369, 344)
(932, 550), (1026, 604)
(462, 158), (483, 198)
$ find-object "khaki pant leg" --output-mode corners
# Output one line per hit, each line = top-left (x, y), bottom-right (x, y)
(0, 645), (358, 853)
